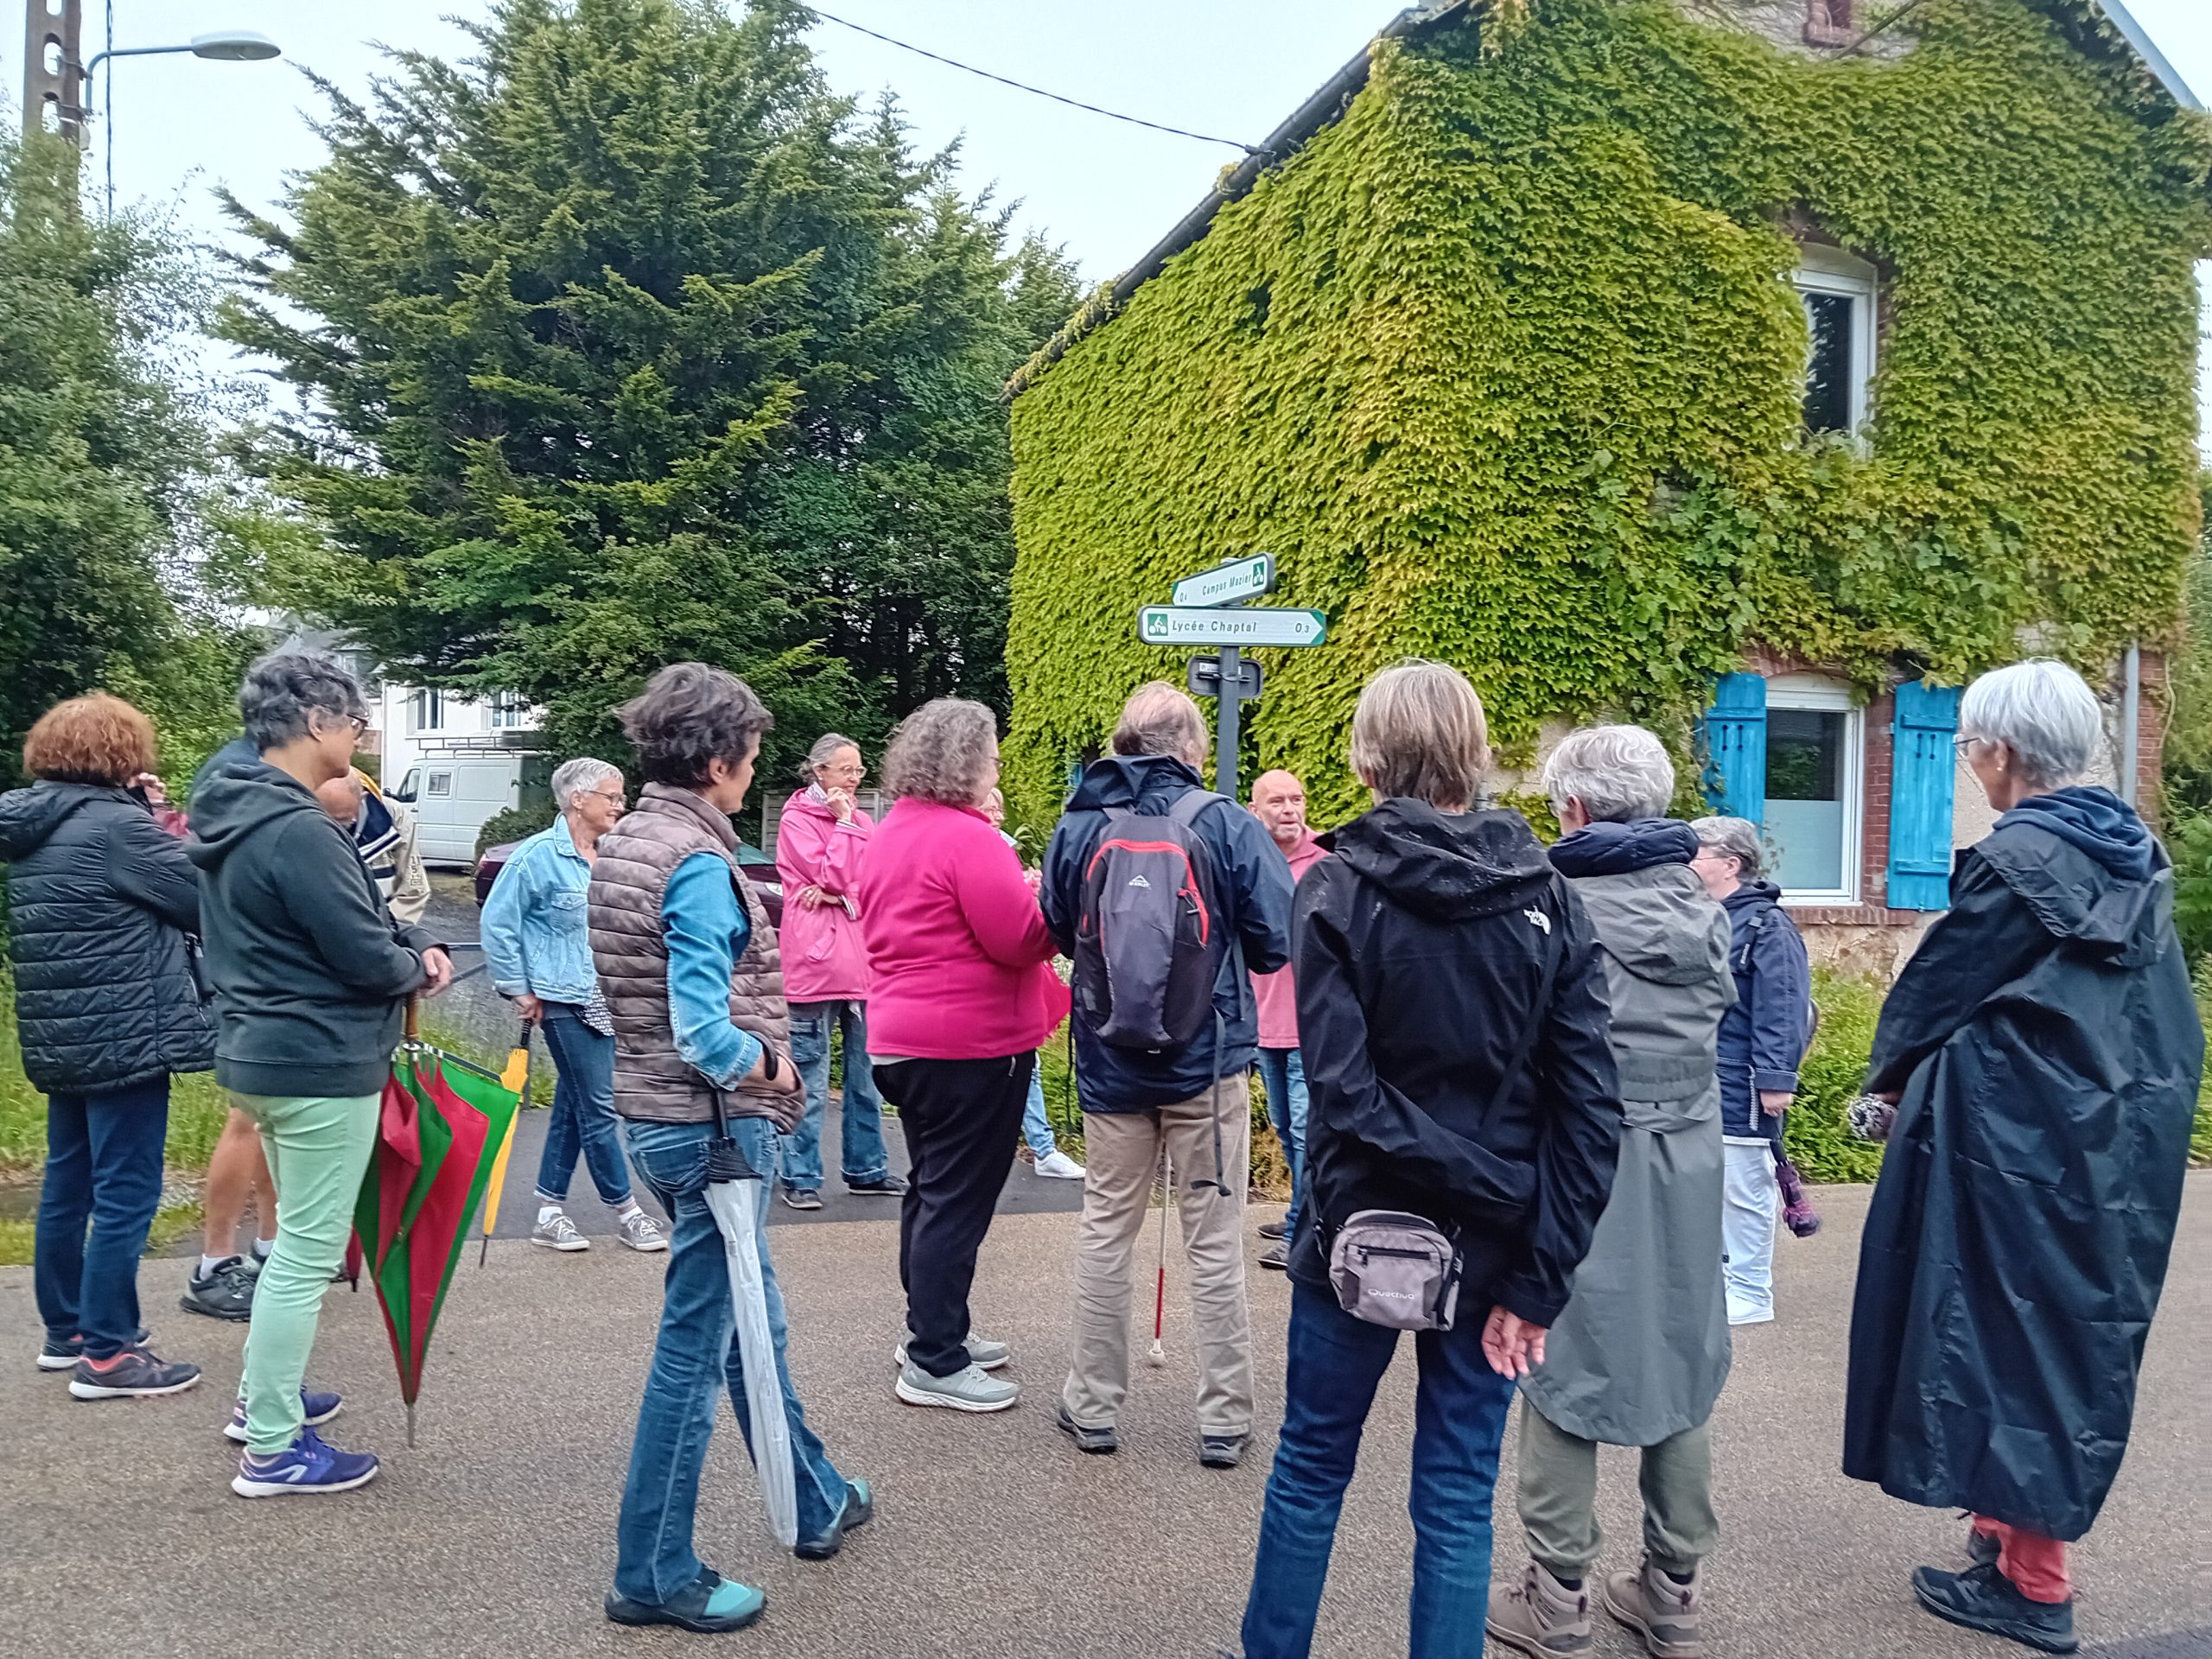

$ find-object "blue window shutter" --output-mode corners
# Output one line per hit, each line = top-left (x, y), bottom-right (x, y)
(1700, 672), (1767, 822)
(1886, 680), (1960, 911)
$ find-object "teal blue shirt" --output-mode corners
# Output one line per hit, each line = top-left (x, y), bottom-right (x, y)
(664, 850), (763, 1089)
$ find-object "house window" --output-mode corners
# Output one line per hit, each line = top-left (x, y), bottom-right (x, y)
(1765, 677), (1863, 903)
(410, 689), (446, 733)
(1792, 245), (1877, 438)
(1803, 0), (1857, 47)
(488, 694), (529, 731)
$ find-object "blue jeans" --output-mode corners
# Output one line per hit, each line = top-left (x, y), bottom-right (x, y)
(614, 1116), (849, 1605)
(533, 1004), (632, 1207)
(34, 1078), (171, 1360)
(1242, 1282), (1517, 1659)
(1255, 1047), (1308, 1236)
(779, 999), (887, 1191)
(1019, 1058), (1054, 1159)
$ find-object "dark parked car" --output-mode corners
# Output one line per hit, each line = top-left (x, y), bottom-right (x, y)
(474, 835), (785, 929)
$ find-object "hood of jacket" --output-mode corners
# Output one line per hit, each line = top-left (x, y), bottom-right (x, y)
(185, 754), (326, 872)
(1065, 753), (1206, 816)
(1568, 861), (1731, 988)
(1721, 879), (1784, 918)
(0, 781), (115, 861)
(1322, 798), (1554, 921)
(1549, 817), (1700, 878)
(1980, 797), (2173, 966)
(1998, 786), (2154, 883)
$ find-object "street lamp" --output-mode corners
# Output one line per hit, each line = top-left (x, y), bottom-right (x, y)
(80, 30), (283, 213)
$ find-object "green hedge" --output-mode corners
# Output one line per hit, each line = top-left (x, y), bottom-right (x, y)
(1786, 970), (1887, 1184)
(1004, 0), (2211, 823)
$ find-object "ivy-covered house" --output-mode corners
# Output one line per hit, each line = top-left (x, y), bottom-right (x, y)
(1003, 0), (2211, 962)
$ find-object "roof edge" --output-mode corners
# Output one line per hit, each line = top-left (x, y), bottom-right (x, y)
(1005, 1), (1471, 399)
(2086, 0), (2200, 111)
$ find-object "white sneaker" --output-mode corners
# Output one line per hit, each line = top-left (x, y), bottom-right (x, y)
(1034, 1149), (1086, 1180)
(531, 1211), (589, 1252)
(616, 1210), (668, 1253)
(893, 1358), (1018, 1413)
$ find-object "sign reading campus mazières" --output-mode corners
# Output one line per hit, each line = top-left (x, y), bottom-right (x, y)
(1137, 606), (1329, 648)
(1170, 555), (1275, 609)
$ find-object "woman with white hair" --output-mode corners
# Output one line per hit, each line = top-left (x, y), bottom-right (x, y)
(1491, 724), (1735, 1659)
(1844, 658), (2201, 1655)
(480, 756), (666, 1255)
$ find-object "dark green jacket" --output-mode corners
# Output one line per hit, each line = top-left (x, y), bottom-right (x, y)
(186, 753), (435, 1097)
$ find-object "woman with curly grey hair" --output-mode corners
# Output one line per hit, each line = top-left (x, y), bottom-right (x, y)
(855, 699), (1068, 1414)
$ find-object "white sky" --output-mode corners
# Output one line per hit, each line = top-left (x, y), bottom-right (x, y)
(6, 0), (2209, 440)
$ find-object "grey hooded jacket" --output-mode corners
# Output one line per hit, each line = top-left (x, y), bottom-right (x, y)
(1522, 826), (1735, 1446)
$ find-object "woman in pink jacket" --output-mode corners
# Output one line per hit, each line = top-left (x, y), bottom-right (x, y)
(774, 734), (899, 1209)
(857, 699), (1068, 1416)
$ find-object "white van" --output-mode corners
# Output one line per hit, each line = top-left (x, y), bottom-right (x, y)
(390, 748), (554, 868)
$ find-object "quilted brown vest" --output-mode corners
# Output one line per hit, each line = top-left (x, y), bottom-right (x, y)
(587, 783), (795, 1126)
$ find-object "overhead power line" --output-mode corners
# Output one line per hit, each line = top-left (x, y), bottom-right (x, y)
(808, 7), (1263, 154)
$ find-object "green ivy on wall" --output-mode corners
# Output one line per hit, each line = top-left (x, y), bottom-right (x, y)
(1003, 0), (2212, 824)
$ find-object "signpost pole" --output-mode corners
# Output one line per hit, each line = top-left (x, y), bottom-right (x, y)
(1216, 644), (1242, 802)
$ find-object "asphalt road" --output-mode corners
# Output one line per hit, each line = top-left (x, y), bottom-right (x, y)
(6, 1176), (2208, 1659)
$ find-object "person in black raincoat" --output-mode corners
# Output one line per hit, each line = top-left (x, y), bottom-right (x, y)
(1844, 659), (2202, 1657)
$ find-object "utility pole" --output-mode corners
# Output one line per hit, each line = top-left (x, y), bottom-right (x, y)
(22, 0), (86, 139)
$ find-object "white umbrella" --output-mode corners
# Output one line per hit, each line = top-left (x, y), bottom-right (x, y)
(705, 1094), (798, 1548)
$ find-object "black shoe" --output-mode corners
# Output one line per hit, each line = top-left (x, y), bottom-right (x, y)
(605, 1569), (766, 1634)
(1258, 1219), (1289, 1242)
(1911, 1563), (2078, 1654)
(181, 1256), (257, 1321)
(779, 1186), (823, 1211)
(1199, 1432), (1249, 1470)
(1259, 1243), (1289, 1272)
(37, 1326), (148, 1372)
(794, 1478), (874, 1561)
(845, 1174), (908, 1197)
(1056, 1403), (1118, 1455)
(67, 1344), (202, 1400)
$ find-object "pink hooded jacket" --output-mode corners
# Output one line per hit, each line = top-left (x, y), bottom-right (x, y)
(774, 787), (874, 1003)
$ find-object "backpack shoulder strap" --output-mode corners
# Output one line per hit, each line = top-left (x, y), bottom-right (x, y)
(1166, 788), (1228, 830)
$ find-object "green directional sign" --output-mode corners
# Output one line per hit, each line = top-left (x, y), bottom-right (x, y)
(1137, 606), (1328, 648)
(1172, 554), (1275, 609)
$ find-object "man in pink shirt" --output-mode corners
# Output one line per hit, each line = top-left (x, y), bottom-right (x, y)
(1249, 770), (1328, 1273)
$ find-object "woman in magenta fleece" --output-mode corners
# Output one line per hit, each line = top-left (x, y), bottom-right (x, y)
(772, 733), (897, 1207)
(856, 699), (1067, 1414)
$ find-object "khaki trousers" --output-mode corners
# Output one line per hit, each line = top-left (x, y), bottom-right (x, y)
(1516, 1396), (1720, 1580)
(1061, 1075), (1253, 1435)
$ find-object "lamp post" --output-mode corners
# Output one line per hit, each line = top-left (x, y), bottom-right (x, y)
(72, 29), (283, 213)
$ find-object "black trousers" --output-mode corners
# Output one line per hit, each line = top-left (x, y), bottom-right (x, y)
(874, 1052), (1031, 1377)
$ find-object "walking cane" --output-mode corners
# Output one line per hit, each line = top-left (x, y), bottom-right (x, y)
(1147, 1140), (1172, 1368)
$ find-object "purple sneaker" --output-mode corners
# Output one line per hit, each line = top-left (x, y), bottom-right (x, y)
(231, 1427), (379, 1498)
(225, 1389), (344, 1444)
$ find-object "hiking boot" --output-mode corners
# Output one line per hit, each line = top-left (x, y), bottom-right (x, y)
(225, 1389), (344, 1444)
(895, 1332), (1011, 1372)
(1967, 1522), (2003, 1568)
(180, 1256), (257, 1320)
(1055, 1402), (1118, 1455)
(1912, 1563), (2078, 1655)
(780, 1186), (823, 1211)
(531, 1210), (589, 1252)
(1259, 1243), (1290, 1271)
(794, 1478), (874, 1562)
(893, 1358), (1017, 1413)
(1034, 1149), (1085, 1179)
(1487, 1560), (1593, 1656)
(616, 1209), (668, 1252)
(67, 1344), (201, 1400)
(1258, 1218), (1290, 1241)
(38, 1327), (147, 1371)
(231, 1427), (379, 1497)
(1199, 1432), (1249, 1470)
(845, 1173), (908, 1197)
(1603, 1556), (1703, 1659)
(606, 1568), (765, 1634)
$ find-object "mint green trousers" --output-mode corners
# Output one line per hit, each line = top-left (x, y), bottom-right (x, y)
(230, 1090), (378, 1457)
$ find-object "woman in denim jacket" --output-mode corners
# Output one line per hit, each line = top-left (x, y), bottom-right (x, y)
(480, 757), (667, 1255)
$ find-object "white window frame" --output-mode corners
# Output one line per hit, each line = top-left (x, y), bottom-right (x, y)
(410, 689), (446, 733)
(1791, 244), (1878, 442)
(488, 693), (529, 731)
(1766, 674), (1864, 907)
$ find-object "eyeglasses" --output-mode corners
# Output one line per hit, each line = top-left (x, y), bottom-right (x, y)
(328, 713), (369, 740)
(588, 788), (626, 804)
(1953, 735), (1986, 757)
